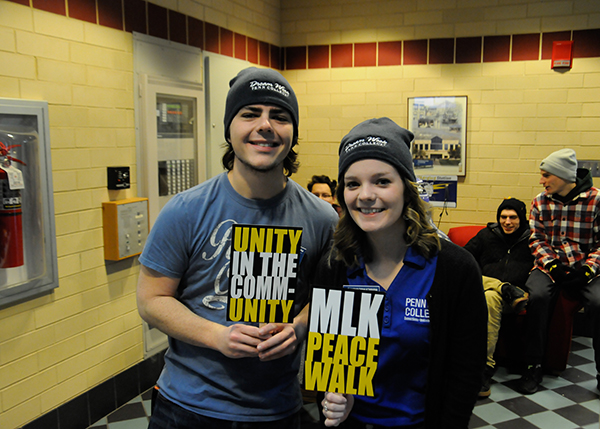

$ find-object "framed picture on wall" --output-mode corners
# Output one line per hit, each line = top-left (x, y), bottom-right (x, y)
(407, 96), (467, 177)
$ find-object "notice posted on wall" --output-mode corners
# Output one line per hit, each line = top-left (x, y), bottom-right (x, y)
(227, 224), (302, 324)
(304, 285), (384, 397)
(418, 175), (458, 208)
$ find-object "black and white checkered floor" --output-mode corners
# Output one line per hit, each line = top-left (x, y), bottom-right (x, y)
(88, 388), (151, 429)
(470, 336), (599, 429)
(88, 336), (599, 429)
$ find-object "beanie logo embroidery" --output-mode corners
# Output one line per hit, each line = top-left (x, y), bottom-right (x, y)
(344, 136), (388, 153)
(249, 80), (290, 98)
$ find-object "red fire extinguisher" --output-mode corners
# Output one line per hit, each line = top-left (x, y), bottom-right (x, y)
(0, 141), (26, 268)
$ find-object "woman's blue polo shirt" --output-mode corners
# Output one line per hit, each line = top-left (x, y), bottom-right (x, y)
(346, 246), (437, 427)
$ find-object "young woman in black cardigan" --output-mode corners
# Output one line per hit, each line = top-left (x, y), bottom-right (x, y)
(317, 118), (487, 429)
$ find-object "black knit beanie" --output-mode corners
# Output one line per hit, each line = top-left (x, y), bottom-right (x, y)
(223, 67), (299, 141)
(338, 117), (416, 183)
(496, 198), (528, 234)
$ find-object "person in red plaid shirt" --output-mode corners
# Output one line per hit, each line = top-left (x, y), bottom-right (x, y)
(517, 148), (600, 394)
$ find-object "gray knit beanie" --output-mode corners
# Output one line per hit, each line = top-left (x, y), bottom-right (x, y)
(539, 148), (577, 183)
(338, 117), (416, 183)
(223, 67), (299, 141)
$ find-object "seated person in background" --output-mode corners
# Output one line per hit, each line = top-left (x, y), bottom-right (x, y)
(319, 117), (486, 428)
(308, 174), (342, 215)
(464, 198), (533, 398)
(518, 148), (600, 394)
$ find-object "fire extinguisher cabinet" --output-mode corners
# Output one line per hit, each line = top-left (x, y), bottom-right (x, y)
(0, 98), (58, 307)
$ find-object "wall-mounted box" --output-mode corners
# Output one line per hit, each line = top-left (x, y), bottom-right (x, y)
(102, 198), (149, 261)
(137, 72), (205, 229)
(551, 41), (573, 69)
(579, 160), (600, 178)
(0, 98), (58, 308)
(107, 166), (130, 189)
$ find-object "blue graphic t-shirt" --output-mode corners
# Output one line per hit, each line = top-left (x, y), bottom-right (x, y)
(139, 172), (338, 421)
(346, 246), (436, 427)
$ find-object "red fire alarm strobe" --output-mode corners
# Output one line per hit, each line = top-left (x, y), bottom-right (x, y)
(551, 40), (573, 69)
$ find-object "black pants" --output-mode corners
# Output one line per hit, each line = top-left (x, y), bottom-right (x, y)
(148, 392), (301, 429)
(524, 269), (600, 372)
(328, 416), (423, 429)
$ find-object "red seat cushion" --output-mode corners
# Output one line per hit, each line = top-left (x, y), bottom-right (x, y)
(447, 225), (486, 247)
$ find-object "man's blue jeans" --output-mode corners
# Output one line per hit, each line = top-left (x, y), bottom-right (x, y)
(148, 392), (301, 429)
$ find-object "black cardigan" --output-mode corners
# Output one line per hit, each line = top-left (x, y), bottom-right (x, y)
(313, 239), (487, 429)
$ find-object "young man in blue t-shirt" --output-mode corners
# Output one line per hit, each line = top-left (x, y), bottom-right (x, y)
(137, 67), (338, 428)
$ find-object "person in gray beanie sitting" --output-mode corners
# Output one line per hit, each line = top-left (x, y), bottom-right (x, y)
(517, 148), (600, 394)
(316, 118), (487, 428)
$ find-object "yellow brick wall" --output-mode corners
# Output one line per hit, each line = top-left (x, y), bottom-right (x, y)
(284, 0), (600, 232)
(0, 0), (285, 426)
(281, 0), (600, 45)
(0, 3), (141, 428)
(291, 59), (600, 231)
(163, 0), (281, 45)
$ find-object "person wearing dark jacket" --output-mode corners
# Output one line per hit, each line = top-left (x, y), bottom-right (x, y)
(517, 149), (600, 394)
(316, 117), (487, 429)
(464, 198), (533, 397)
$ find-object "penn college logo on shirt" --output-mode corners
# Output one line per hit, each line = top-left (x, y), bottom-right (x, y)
(404, 297), (430, 323)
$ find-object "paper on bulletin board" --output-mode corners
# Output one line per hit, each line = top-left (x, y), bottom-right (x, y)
(418, 176), (457, 208)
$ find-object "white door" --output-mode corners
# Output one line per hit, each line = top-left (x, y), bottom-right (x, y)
(137, 75), (205, 358)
